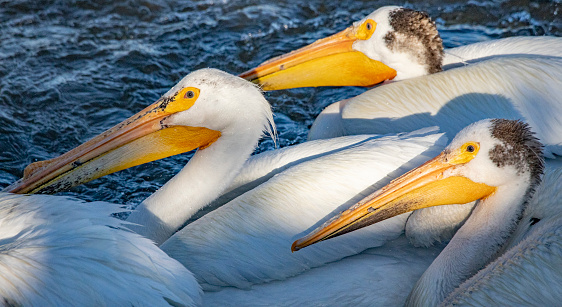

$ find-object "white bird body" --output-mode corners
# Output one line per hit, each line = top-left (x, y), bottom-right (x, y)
(236, 9), (562, 302)
(238, 7), (562, 158)
(7, 69), (461, 293)
(201, 164), (562, 306)
(2, 69), (275, 305)
(161, 128), (448, 290)
(0, 193), (201, 306)
(266, 119), (559, 306)
(202, 133), (398, 211)
(9, 70), (561, 306)
(308, 55), (562, 158)
(443, 167), (562, 306)
(202, 235), (441, 306)
(442, 36), (562, 67)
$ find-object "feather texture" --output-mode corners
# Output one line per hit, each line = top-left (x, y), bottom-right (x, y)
(0, 193), (201, 306)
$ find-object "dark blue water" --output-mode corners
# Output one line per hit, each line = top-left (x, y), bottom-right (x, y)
(1, 0), (560, 206)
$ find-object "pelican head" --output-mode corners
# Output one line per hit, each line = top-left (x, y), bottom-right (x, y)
(292, 118), (544, 251)
(240, 6), (444, 90)
(5, 68), (274, 194)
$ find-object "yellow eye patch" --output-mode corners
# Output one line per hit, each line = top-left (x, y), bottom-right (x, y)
(356, 19), (376, 40)
(448, 142), (480, 165)
(164, 87), (200, 114)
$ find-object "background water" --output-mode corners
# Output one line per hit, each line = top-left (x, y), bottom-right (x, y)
(0, 0), (560, 206)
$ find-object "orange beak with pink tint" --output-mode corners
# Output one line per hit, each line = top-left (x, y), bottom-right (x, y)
(4, 86), (221, 194)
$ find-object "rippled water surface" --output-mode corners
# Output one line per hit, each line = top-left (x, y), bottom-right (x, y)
(1, 0), (560, 205)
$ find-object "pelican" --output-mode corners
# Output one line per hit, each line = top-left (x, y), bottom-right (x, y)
(290, 118), (562, 305)
(0, 192), (201, 305)
(240, 6), (562, 156)
(5, 71), (560, 305)
(5, 68), (463, 293)
(200, 164), (562, 306)
(5, 68), (275, 246)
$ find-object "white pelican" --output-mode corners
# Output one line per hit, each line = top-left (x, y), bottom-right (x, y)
(290, 118), (562, 306)
(0, 192), (201, 306)
(201, 163), (562, 306)
(5, 68), (275, 246)
(240, 6), (562, 157)
(5, 68), (460, 292)
(6, 71), (560, 305)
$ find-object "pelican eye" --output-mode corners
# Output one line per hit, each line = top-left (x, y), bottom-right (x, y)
(356, 19), (377, 40)
(461, 142), (480, 157)
(448, 142), (480, 164)
(165, 87), (200, 113)
(461, 142), (479, 155)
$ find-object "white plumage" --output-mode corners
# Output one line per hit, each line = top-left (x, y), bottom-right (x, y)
(282, 119), (561, 306)
(301, 9), (562, 150)
(6, 69), (454, 297)
(309, 56), (562, 158)
(8, 69), (561, 306)
(257, 10), (562, 304)
(161, 128), (447, 290)
(442, 36), (562, 67)
(201, 164), (562, 306)
(443, 168), (562, 306)
(238, 7), (562, 156)
(0, 193), (201, 306)
(448, 159), (562, 305)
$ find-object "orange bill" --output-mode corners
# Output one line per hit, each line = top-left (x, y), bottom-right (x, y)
(292, 148), (497, 252)
(4, 86), (221, 194)
(239, 19), (397, 90)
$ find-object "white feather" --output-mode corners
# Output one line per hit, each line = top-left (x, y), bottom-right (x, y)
(310, 55), (562, 158)
(200, 165), (562, 306)
(199, 122), (561, 306)
(161, 128), (448, 290)
(443, 36), (562, 66)
(0, 193), (201, 306)
(442, 167), (562, 306)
